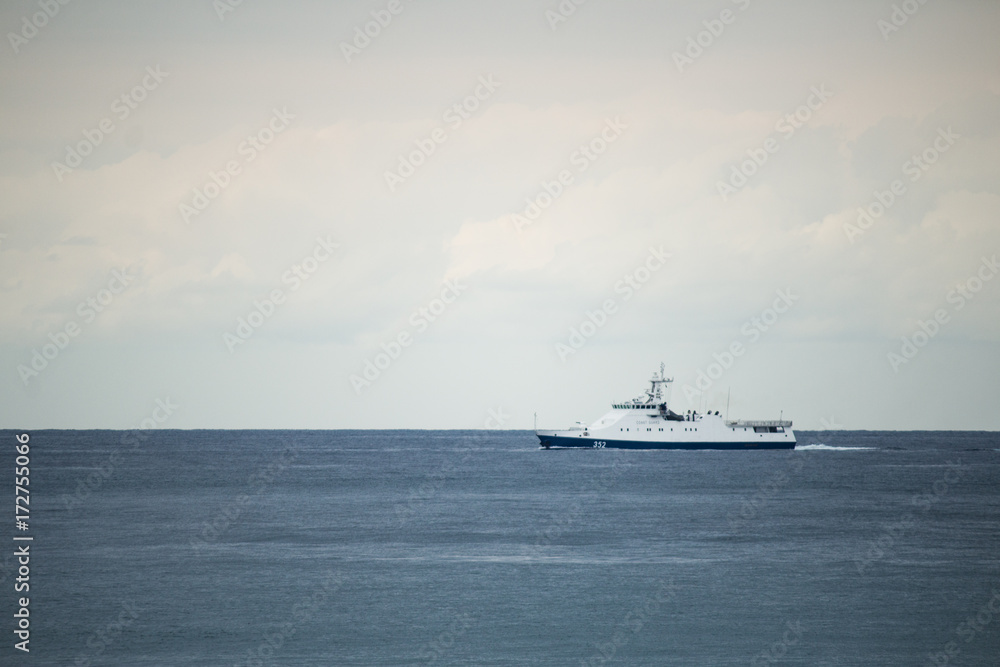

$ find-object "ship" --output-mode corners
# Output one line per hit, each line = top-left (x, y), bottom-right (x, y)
(535, 364), (795, 450)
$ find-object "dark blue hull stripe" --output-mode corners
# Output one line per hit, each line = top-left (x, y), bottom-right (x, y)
(537, 435), (795, 450)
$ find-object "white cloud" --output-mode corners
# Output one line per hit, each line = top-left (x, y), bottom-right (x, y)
(1, 0), (998, 428)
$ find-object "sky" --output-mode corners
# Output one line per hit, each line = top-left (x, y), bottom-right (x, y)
(1, 0), (998, 430)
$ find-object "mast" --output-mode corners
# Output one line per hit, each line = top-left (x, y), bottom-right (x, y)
(649, 362), (673, 405)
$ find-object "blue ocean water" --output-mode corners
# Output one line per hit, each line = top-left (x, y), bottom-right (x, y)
(3, 429), (999, 666)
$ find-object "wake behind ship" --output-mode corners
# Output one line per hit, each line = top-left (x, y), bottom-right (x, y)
(535, 365), (795, 450)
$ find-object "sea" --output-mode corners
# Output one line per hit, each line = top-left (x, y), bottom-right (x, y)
(3, 429), (999, 666)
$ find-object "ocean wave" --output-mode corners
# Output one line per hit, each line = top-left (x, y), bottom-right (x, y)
(796, 444), (876, 451)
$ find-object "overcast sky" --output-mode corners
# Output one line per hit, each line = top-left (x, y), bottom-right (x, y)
(1, 0), (998, 430)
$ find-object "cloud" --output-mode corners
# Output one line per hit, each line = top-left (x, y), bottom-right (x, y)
(1, 0), (999, 427)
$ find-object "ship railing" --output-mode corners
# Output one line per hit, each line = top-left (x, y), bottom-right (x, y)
(725, 419), (793, 428)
